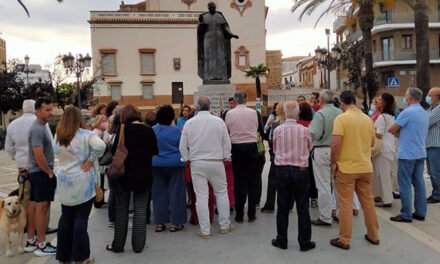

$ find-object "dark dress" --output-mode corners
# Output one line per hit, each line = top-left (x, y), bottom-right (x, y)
(111, 122), (158, 253)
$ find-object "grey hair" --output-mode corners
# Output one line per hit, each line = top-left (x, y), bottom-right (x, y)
(320, 90), (334, 104)
(197, 96), (211, 111)
(406, 87), (423, 102)
(234, 91), (247, 104)
(284, 101), (299, 119)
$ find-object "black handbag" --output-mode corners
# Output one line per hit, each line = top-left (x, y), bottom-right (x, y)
(99, 143), (113, 166)
(99, 135), (115, 166)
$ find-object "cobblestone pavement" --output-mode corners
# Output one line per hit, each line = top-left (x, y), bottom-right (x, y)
(0, 150), (439, 264)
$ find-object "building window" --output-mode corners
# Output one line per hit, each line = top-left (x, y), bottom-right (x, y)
(110, 84), (122, 101)
(382, 37), (394, 60)
(381, 71), (394, 86)
(401, 35), (412, 49)
(100, 49), (117, 76)
(139, 49), (156, 75)
(142, 83), (154, 99)
(234, 46), (250, 71)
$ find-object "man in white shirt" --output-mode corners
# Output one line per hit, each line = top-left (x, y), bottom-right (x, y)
(5, 100), (57, 246)
(180, 96), (233, 239)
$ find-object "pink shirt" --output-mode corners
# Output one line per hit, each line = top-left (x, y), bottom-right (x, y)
(273, 119), (312, 167)
(225, 105), (258, 144)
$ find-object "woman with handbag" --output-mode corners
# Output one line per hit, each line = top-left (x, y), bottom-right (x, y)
(372, 93), (396, 207)
(54, 106), (106, 264)
(106, 105), (158, 253)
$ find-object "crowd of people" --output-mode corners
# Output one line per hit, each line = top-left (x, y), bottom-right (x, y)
(3, 86), (440, 262)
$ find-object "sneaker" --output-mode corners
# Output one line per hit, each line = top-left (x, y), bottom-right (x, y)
(197, 231), (211, 239)
(24, 238), (38, 253)
(220, 224), (234, 234)
(34, 242), (57, 257)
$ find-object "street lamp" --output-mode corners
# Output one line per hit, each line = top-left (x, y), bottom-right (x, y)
(325, 28), (331, 89)
(23, 55), (35, 89)
(62, 53), (92, 109)
(315, 44), (341, 90)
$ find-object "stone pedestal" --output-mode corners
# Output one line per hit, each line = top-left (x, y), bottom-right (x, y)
(193, 84), (236, 116)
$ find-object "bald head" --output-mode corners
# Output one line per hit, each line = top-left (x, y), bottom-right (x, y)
(429, 87), (440, 105)
(284, 101), (299, 120)
(197, 96), (211, 111)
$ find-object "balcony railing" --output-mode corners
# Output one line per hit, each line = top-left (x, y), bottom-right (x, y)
(372, 48), (440, 63)
(348, 30), (363, 42)
(374, 12), (414, 25)
(333, 16), (347, 32)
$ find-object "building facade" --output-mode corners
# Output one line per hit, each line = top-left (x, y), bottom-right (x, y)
(0, 37), (6, 72)
(90, 0), (268, 106)
(266, 50), (282, 90)
(17, 64), (51, 85)
(333, 1), (440, 100)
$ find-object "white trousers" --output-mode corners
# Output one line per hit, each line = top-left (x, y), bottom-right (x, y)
(372, 154), (393, 204)
(191, 160), (230, 235)
(312, 148), (333, 223)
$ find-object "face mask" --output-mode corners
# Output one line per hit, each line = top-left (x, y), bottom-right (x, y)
(368, 110), (374, 117)
(425, 95), (432, 105)
(370, 104), (376, 113)
(402, 100), (409, 108)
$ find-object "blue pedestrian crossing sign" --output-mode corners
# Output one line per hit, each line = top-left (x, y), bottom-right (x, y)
(388, 77), (400, 89)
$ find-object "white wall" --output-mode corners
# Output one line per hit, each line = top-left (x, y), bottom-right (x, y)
(90, 0), (266, 98)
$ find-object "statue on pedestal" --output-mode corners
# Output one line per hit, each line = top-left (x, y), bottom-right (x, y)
(197, 2), (239, 84)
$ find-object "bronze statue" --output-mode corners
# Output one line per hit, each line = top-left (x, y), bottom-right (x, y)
(197, 2), (239, 84)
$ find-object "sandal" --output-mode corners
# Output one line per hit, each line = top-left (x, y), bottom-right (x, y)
(81, 256), (95, 264)
(170, 224), (184, 232)
(330, 238), (350, 250)
(155, 224), (166, 232)
(105, 244), (113, 251)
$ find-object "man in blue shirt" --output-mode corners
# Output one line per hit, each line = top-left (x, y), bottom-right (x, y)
(389, 88), (429, 222)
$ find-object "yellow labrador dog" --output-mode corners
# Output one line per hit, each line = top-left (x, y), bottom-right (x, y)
(0, 196), (26, 257)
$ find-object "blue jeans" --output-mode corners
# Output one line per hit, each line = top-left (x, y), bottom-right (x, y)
(427, 148), (440, 201)
(398, 159), (427, 219)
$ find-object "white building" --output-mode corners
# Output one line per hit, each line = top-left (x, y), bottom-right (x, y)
(90, 0), (267, 107)
(17, 64), (51, 85)
(281, 56), (308, 89)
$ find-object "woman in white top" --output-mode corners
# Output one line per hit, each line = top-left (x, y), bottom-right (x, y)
(54, 106), (105, 264)
(372, 93), (396, 207)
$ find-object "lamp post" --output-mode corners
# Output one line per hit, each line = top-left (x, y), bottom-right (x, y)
(325, 28), (331, 89)
(315, 45), (341, 90)
(23, 55), (35, 89)
(62, 53), (92, 109)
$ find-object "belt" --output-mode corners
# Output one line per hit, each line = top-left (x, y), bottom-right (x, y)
(313, 145), (330, 148)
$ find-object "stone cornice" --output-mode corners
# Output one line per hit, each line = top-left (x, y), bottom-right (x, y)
(89, 11), (200, 25)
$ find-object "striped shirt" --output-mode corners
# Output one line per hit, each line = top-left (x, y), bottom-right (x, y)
(273, 119), (312, 167)
(427, 104), (440, 148)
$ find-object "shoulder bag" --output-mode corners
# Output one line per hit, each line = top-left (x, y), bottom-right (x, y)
(107, 125), (128, 179)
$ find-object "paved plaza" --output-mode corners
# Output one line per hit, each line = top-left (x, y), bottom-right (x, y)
(0, 150), (439, 264)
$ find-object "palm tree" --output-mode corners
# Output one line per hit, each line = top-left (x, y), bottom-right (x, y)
(414, 0), (430, 104)
(292, 0), (377, 105)
(244, 64), (269, 99)
(16, 0), (63, 17)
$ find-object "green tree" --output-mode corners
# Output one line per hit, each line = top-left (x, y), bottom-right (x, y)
(55, 83), (75, 109)
(244, 64), (269, 99)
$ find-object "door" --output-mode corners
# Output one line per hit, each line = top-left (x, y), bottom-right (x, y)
(172, 82), (184, 105)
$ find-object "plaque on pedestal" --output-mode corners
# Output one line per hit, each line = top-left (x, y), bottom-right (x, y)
(193, 84), (236, 116)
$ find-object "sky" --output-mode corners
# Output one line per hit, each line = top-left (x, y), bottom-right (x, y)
(0, 0), (338, 68)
